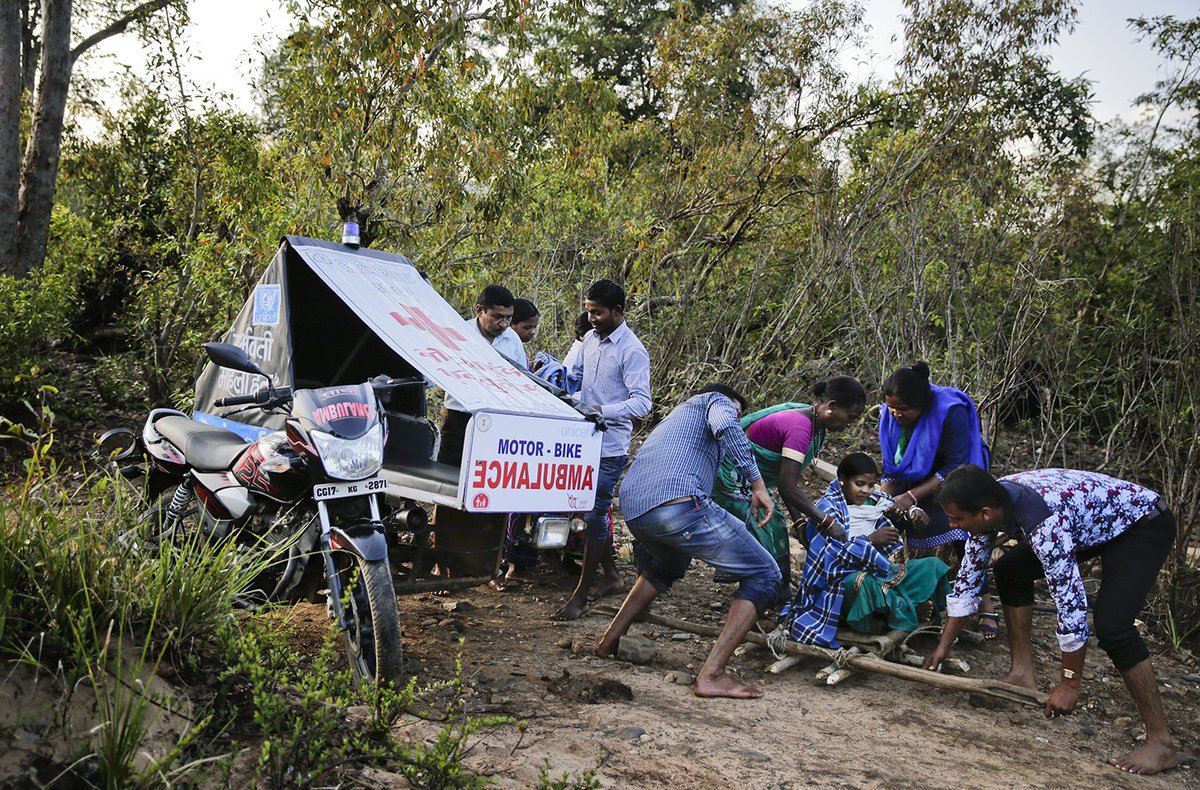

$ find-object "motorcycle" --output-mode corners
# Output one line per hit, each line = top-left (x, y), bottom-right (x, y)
(105, 341), (409, 685)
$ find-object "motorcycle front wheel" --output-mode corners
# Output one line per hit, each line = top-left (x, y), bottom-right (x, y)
(336, 554), (404, 685)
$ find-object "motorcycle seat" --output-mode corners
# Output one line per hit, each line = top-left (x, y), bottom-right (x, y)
(154, 416), (249, 470)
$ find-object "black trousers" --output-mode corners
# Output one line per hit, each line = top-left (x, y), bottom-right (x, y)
(992, 506), (1176, 672)
(437, 408), (471, 465)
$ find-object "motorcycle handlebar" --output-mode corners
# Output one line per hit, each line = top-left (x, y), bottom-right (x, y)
(583, 410), (609, 432)
(215, 386), (293, 408)
(214, 393), (259, 407)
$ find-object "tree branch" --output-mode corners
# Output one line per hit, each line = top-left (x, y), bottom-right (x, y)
(70, 0), (176, 62)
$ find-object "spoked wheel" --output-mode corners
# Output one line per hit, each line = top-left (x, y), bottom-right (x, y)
(336, 553), (403, 685)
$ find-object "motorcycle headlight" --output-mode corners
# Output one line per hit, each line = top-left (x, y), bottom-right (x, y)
(311, 423), (384, 480)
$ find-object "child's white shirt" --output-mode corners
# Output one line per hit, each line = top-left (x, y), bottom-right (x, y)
(846, 498), (891, 540)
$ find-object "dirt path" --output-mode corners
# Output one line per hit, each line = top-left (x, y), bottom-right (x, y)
(276, 556), (1198, 789)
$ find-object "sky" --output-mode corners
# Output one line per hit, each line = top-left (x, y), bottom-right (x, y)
(86, 0), (1198, 125)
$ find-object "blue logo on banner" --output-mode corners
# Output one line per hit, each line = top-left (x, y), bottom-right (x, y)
(253, 285), (281, 325)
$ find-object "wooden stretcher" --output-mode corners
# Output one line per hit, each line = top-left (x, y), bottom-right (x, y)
(590, 605), (1047, 707)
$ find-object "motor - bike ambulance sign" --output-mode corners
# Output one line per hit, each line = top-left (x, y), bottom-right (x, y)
(461, 412), (602, 513)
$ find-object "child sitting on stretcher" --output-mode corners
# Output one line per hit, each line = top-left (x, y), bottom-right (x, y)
(782, 453), (950, 648)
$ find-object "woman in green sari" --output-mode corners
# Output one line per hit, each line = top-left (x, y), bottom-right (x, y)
(712, 377), (867, 603)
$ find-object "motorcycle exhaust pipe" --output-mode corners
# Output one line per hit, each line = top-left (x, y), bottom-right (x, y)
(269, 544), (304, 601)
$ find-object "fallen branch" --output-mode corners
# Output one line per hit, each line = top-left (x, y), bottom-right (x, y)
(590, 605), (1047, 708)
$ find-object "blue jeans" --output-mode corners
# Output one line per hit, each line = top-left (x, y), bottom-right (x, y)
(627, 497), (781, 614)
(586, 454), (627, 541)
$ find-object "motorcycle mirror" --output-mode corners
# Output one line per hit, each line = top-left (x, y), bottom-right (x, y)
(204, 342), (272, 384)
(94, 427), (139, 462)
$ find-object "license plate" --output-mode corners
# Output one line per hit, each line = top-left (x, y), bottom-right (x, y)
(313, 477), (389, 501)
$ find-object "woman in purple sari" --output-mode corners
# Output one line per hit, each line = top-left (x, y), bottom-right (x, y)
(879, 361), (998, 636)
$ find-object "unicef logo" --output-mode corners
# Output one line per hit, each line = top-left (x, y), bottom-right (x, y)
(475, 414), (492, 432)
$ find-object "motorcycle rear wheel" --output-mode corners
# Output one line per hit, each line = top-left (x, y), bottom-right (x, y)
(337, 554), (404, 685)
(139, 491), (313, 605)
(135, 490), (197, 551)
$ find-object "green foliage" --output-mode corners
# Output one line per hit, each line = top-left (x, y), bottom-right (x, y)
(52, 79), (287, 406)
(218, 622), (517, 788)
(0, 406), (267, 669)
(0, 214), (88, 412)
(543, 0), (748, 122)
(1163, 604), (1200, 652)
(67, 606), (199, 790)
(537, 757), (602, 790)
(0, 413), (516, 786)
(0, 413), (251, 785)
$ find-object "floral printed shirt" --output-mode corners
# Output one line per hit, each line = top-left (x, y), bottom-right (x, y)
(946, 469), (1160, 652)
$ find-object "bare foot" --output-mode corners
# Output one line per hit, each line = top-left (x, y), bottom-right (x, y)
(551, 595), (588, 621)
(693, 670), (764, 699)
(487, 578), (509, 592)
(1108, 738), (1179, 775)
(594, 633), (620, 658)
(503, 566), (535, 584)
(587, 575), (626, 602)
(1001, 670), (1037, 692)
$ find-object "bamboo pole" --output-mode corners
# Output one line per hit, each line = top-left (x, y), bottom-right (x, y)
(591, 605), (1047, 708)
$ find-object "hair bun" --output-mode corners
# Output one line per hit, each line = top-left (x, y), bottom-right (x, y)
(812, 380), (827, 398)
(911, 361), (931, 380)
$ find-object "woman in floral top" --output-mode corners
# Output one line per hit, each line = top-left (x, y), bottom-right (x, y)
(925, 465), (1178, 776)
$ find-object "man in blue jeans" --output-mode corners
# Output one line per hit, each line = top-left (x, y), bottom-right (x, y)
(595, 385), (778, 698)
(553, 279), (652, 620)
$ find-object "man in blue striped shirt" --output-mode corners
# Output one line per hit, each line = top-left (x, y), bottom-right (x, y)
(595, 385), (779, 699)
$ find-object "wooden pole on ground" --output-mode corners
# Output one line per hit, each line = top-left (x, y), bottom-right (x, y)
(590, 605), (1047, 708)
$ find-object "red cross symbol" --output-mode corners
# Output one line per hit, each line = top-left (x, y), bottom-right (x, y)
(390, 306), (468, 351)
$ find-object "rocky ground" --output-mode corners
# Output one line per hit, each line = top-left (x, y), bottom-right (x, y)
(267, 540), (1199, 789)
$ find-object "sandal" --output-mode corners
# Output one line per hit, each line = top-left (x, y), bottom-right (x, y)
(978, 611), (1000, 641)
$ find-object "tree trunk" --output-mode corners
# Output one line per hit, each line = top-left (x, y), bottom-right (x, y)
(10, 0), (71, 279)
(0, 0), (21, 267)
(21, 0), (41, 97)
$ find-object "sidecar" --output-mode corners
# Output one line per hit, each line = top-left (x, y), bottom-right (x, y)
(192, 235), (602, 592)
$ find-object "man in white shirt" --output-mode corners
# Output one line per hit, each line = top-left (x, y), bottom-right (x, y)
(438, 284), (526, 464)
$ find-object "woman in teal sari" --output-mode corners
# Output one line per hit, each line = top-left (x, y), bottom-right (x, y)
(712, 377), (867, 603)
